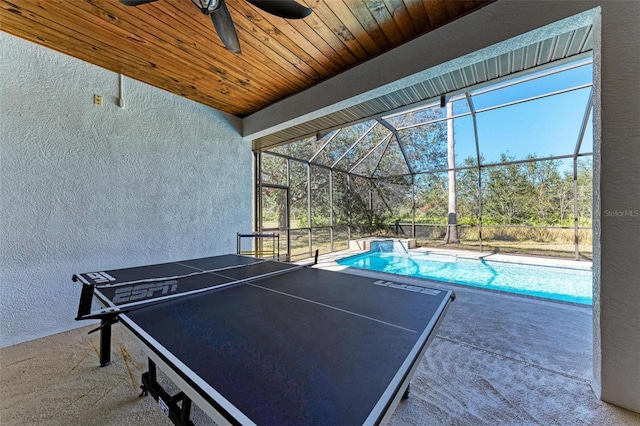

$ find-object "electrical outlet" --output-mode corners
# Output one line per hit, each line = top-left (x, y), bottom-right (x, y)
(93, 94), (103, 106)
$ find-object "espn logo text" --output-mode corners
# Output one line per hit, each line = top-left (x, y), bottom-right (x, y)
(113, 281), (179, 304)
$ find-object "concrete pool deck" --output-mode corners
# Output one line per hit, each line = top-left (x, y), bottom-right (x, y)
(313, 250), (635, 424)
(1, 251), (637, 425)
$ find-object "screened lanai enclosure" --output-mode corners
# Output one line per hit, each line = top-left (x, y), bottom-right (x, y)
(255, 58), (594, 261)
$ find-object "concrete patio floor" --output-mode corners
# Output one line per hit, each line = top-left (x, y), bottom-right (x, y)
(1, 256), (639, 425)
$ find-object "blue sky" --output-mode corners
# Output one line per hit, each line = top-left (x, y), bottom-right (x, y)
(453, 61), (593, 167)
(267, 59), (594, 177)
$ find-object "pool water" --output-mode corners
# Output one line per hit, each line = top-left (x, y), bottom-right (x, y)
(337, 251), (592, 305)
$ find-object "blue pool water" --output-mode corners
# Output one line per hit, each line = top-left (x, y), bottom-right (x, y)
(337, 250), (592, 305)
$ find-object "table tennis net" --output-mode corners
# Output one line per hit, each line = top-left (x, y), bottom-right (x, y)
(74, 258), (303, 321)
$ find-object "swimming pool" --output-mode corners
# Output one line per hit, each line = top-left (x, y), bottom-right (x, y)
(337, 248), (592, 305)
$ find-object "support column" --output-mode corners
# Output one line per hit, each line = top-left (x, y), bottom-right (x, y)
(592, 3), (640, 412)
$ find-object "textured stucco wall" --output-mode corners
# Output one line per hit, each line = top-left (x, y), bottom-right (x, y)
(0, 33), (251, 348)
(591, 2), (640, 412)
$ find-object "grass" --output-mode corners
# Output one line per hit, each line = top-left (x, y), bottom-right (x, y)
(414, 225), (592, 260)
(259, 223), (592, 261)
(288, 239), (591, 262)
(417, 240), (592, 260)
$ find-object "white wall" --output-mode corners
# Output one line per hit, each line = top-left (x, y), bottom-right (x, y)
(244, 0), (640, 414)
(0, 33), (251, 347)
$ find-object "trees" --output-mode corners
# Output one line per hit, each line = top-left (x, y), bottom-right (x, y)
(258, 107), (593, 252)
(483, 155), (532, 224)
(456, 158), (483, 224)
(260, 147), (593, 234)
(464, 155), (591, 227)
(575, 159), (593, 223)
(414, 173), (447, 222)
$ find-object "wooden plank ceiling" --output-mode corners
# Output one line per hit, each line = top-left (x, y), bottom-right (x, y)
(1, 0), (491, 117)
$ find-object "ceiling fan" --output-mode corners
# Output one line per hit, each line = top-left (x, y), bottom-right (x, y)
(119, 0), (313, 54)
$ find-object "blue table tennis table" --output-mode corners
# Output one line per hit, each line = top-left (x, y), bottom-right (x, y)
(74, 254), (454, 425)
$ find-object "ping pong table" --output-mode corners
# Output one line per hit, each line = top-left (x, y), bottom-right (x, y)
(74, 254), (454, 425)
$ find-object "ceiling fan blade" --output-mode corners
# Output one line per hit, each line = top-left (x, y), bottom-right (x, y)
(246, 0), (312, 19)
(119, 0), (158, 6)
(211, 1), (241, 54)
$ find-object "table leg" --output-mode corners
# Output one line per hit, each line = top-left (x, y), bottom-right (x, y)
(99, 316), (114, 367)
(403, 383), (411, 399)
(140, 358), (195, 426)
